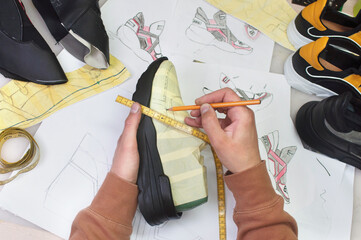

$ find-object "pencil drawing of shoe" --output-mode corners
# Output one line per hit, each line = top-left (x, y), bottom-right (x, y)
(133, 57), (207, 225)
(186, 7), (253, 55)
(244, 24), (261, 40)
(116, 12), (164, 62)
(260, 131), (297, 203)
(0, 0), (67, 85)
(219, 73), (271, 102)
(32, 0), (109, 69)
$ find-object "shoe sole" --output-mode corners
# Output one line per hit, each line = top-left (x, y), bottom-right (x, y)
(284, 54), (337, 97)
(296, 101), (361, 169)
(287, 18), (312, 50)
(186, 24), (252, 55)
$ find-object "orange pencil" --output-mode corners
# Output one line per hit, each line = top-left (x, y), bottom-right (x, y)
(167, 99), (261, 111)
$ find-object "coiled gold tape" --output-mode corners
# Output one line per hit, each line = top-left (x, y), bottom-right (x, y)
(0, 128), (40, 185)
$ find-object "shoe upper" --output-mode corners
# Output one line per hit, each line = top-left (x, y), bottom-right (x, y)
(0, 0), (67, 84)
(292, 36), (361, 97)
(322, 92), (361, 133)
(295, 0), (361, 41)
(296, 92), (361, 169)
(132, 57), (207, 225)
(33, 0), (109, 69)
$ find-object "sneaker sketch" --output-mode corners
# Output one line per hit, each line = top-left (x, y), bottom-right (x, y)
(244, 24), (261, 40)
(219, 73), (271, 102)
(260, 131), (297, 203)
(116, 12), (164, 62)
(186, 7), (252, 55)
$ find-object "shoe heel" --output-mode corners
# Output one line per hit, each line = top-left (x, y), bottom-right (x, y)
(287, 18), (312, 49)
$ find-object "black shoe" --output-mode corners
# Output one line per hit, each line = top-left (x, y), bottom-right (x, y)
(296, 92), (361, 169)
(132, 57), (181, 225)
(32, 0), (109, 69)
(284, 36), (361, 98)
(287, 0), (361, 49)
(0, 0), (67, 85)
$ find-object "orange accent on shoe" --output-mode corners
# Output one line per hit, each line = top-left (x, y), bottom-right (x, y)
(344, 75), (361, 92)
(301, 0), (327, 31)
(299, 37), (328, 71)
(349, 32), (361, 44)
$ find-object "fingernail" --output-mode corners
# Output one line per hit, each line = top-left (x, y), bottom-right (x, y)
(131, 103), (140, 113)
(200, 104), (210, 114)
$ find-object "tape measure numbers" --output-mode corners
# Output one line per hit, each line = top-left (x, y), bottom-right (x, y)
(116, 95), (226, 240)
(0, 128), (40, 185)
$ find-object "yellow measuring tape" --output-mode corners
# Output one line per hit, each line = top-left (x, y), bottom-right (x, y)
(116, 95), (226, 240)
(0, 128), (40, 185)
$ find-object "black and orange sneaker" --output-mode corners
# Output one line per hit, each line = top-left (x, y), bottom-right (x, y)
(296, 92), (361, 169)
(287, 0), (361, 49)
(284, 36), (361, 98)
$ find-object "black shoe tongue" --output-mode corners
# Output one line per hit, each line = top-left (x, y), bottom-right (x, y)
(325, 93), (361, 132)
(213, 10), (226, 26)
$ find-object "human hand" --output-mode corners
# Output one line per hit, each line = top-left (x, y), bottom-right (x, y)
(111, 102), (142, 184)
(185, 88), (261, 173)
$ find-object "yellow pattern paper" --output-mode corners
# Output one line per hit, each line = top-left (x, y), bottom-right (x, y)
(0, 55), (130, 130)
(206, 0), (297, 50)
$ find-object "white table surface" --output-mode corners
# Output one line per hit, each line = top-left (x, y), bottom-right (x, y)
(0, 0), (360, 239)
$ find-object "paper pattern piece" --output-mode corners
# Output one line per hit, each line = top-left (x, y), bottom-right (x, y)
(170, 0), (275, 71)
(0, 52), (130, 131)
(206, 0), (297, 50)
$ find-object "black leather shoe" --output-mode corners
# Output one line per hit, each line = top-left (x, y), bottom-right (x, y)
(32, 0), (109, 69)
(0, 0), (67, 85)
(296, 92), (361, 169)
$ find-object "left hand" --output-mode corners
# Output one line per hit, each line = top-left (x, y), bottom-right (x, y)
(110, 102), (142, 184)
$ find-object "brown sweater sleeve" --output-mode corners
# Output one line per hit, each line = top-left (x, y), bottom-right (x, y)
(70, 172), (138, 240)
(224, 161), (298, 240)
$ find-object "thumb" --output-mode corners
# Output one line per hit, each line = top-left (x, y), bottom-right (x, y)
(122, 102), (142, 140)
(200, 104), (225, 145)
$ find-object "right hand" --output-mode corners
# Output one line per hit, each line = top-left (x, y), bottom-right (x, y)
(185, 88), (261, 173)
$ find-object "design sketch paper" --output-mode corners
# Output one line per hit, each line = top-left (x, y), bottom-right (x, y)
(206, 0), (297, 50)
(170, 0), (275, 71)
(0, 51), (130, 131)
(0, 86), (132, 238)
(256, 116), (353, 239)
(171, 56), (290, 123)
(101, 0), (178, 95)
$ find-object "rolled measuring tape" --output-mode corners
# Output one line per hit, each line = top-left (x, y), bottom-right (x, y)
(0, 128), (40, 185)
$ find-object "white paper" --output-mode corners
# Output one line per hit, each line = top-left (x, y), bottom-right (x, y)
(169, 0), (275, 71)
(256, 115), (353, 240)
(0, 86), (133, 238)
(101, 0), (274, 73)
(171, 56), (290, 123)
